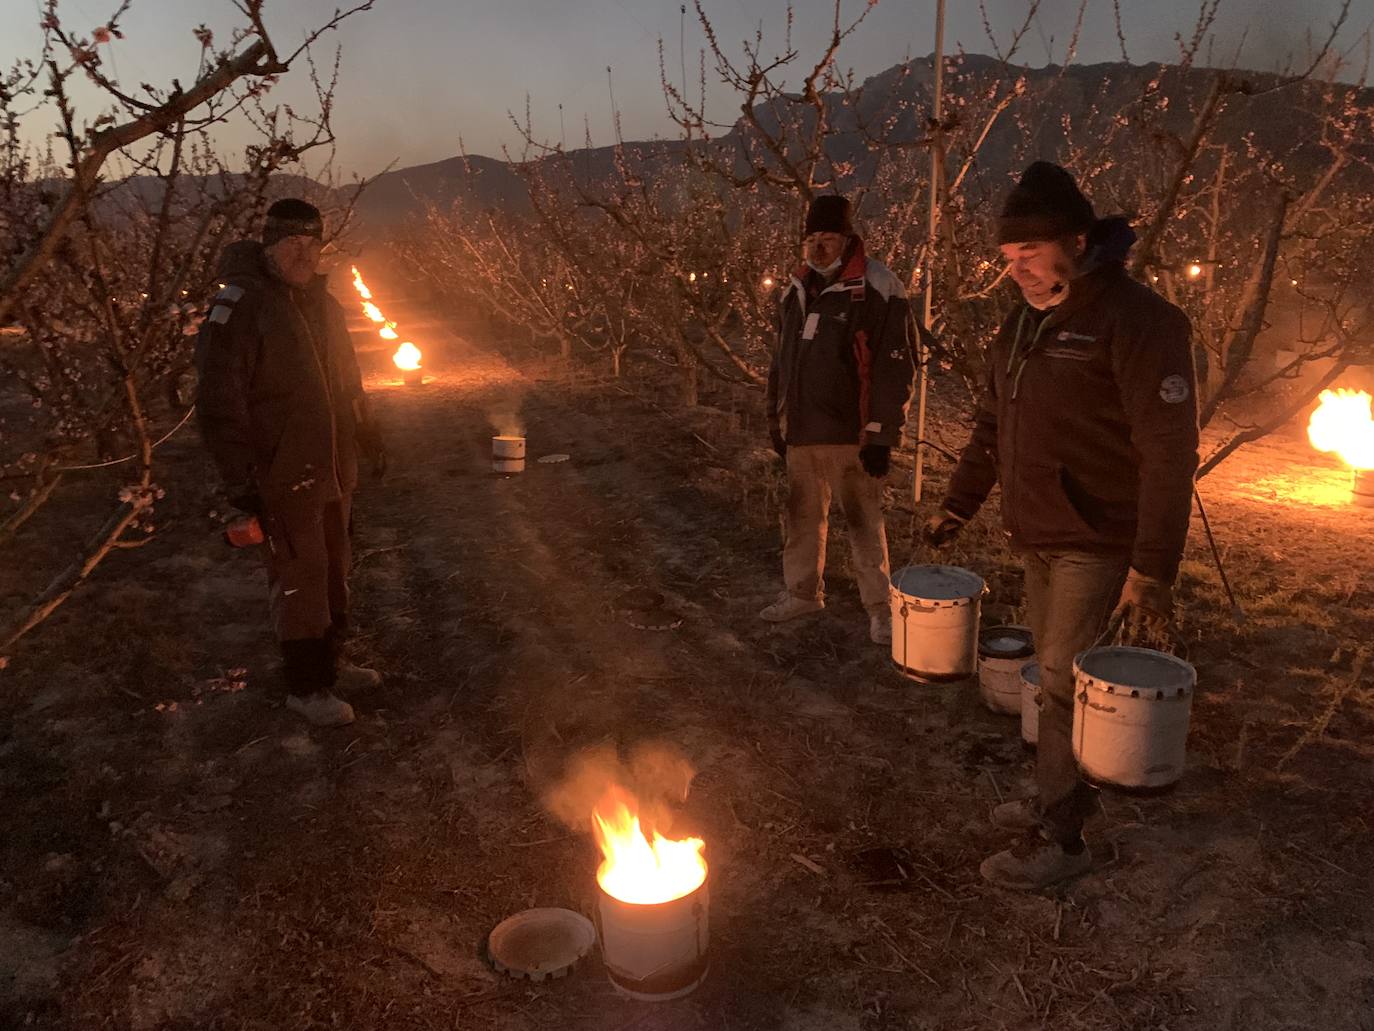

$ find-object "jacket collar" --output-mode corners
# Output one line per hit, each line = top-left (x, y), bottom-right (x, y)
(1032, 261), (1123, 329)
(790, 235), (868, 302)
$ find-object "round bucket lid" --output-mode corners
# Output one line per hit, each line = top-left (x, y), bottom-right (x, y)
(538, 454), (571, 464)
(979, 625), (1034, 659)
(1020, 660), (1040, 685)
(1075, 646), (1195, 692)
(892, 564), (984, 601)
(486, 907), (596, 981)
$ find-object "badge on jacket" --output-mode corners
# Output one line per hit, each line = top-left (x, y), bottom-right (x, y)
(1159, 375), (1190, 404)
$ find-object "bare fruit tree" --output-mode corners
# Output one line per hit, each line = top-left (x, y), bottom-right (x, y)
(0, 0), (374, 663)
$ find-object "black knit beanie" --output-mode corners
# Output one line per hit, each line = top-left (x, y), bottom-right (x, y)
(997, 162), (1095, 244)
(262, 198), (324, 248)
(804, 195), (854, 237)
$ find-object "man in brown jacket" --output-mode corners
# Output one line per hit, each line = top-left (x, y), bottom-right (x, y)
(925, 163), (1199, 889)
(196, 199), (386, 727)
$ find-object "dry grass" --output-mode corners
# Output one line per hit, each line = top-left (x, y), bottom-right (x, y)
(1, 336), (1372, 1030)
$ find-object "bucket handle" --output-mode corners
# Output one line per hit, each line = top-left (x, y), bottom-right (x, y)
(1085, 611), (1191, 661)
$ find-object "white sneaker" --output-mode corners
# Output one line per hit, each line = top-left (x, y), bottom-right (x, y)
(286, 691), (355, 727)
(868, 611), (891, 645)
(758, 592), (824, 623)
(336, 659), (382, 695)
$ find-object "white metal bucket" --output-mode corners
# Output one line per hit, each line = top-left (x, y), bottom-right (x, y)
(889, 565), (985, 682)
(1354, 469), (1374, 509)
(492, 435), (526, 474)
(1020, 660), (1040, 748)
(978, 625), (1034, 715)
(1073, 646), (1196, 790)
(596, 877), (709, 1002)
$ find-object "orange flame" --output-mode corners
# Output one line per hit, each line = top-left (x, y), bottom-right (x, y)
(351, 266), (424, 372)
(593, 786), (706, 905)
(1308, 389), (1374, 470)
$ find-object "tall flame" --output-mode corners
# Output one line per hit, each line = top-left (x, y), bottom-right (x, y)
(1308, 389), (1374, 470)
(393, 342), (422, 371)
(350, 266), (422, 373)
(593, 786), (706, 905)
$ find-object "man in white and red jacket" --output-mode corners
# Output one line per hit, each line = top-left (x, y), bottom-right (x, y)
(927, 162), (1199, 890)
(762, 195), (915, 644)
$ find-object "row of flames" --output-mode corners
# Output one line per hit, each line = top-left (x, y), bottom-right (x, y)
(1309, 388), (1374, 472)
(349, 266), (422, 374)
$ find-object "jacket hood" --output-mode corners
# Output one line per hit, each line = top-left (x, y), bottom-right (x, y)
(1077, 216), (1136, 278)
(215, 238), (330, 296)
(216, 239), (270, 281)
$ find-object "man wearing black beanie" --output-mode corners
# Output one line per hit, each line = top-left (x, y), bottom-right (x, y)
(924, 162), (1199, 889)
(762, 194), (916, 645)
(196, 198), (388, 727)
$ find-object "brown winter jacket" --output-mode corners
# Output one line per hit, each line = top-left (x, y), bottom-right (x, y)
(195, 241), (369, 511)
(943, 261), (1199, 583)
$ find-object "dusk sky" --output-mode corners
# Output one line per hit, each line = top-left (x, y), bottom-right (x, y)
(4, 0), (1370, 177)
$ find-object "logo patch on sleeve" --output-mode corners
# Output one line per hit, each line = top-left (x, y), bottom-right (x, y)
(1159, 374), (1190, 404)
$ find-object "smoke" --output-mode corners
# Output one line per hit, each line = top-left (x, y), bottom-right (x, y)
(487, 395), (525, 438)
(542, 740), (696, 838)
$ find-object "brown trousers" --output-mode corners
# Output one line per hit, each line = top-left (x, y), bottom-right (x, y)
(263, 496), (352, 640)
(1022, 550), (1129, 845)
(782, 444), (891, 612)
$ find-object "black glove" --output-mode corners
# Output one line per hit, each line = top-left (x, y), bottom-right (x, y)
(769, 426), (787, 460)
(922, 509), (967, 547)
(858, 443), (890, 478)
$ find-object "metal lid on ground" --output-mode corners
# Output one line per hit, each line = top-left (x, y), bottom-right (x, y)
(486, 907), (597, 982)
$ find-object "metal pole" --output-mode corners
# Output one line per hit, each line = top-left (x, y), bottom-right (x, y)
(914, 0), (945, 507)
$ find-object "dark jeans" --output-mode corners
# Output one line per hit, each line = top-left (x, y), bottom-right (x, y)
(1022, 550), (1129, 846)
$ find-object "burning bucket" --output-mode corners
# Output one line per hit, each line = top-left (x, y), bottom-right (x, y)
(593, 789), (709, 1001)
(977, 625), (1034, 715)
(492, 435), (526, 474)
(596, 880), (709, 1002)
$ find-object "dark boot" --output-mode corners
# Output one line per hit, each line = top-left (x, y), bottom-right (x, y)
(281, 637), (353, 727)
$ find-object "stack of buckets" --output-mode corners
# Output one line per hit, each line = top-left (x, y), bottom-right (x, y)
(890, 564), (1196, 790)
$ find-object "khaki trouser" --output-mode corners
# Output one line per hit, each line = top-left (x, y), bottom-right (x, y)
(1022, 550), (1129, 845)
(261, 496), (352, 692)
(782, 444), (891, 612)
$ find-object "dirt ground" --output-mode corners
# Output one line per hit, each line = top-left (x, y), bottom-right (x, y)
(2, 297), (1373, 1031)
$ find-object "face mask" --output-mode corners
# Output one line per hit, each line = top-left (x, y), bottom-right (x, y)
(806, 256), (843, 276)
